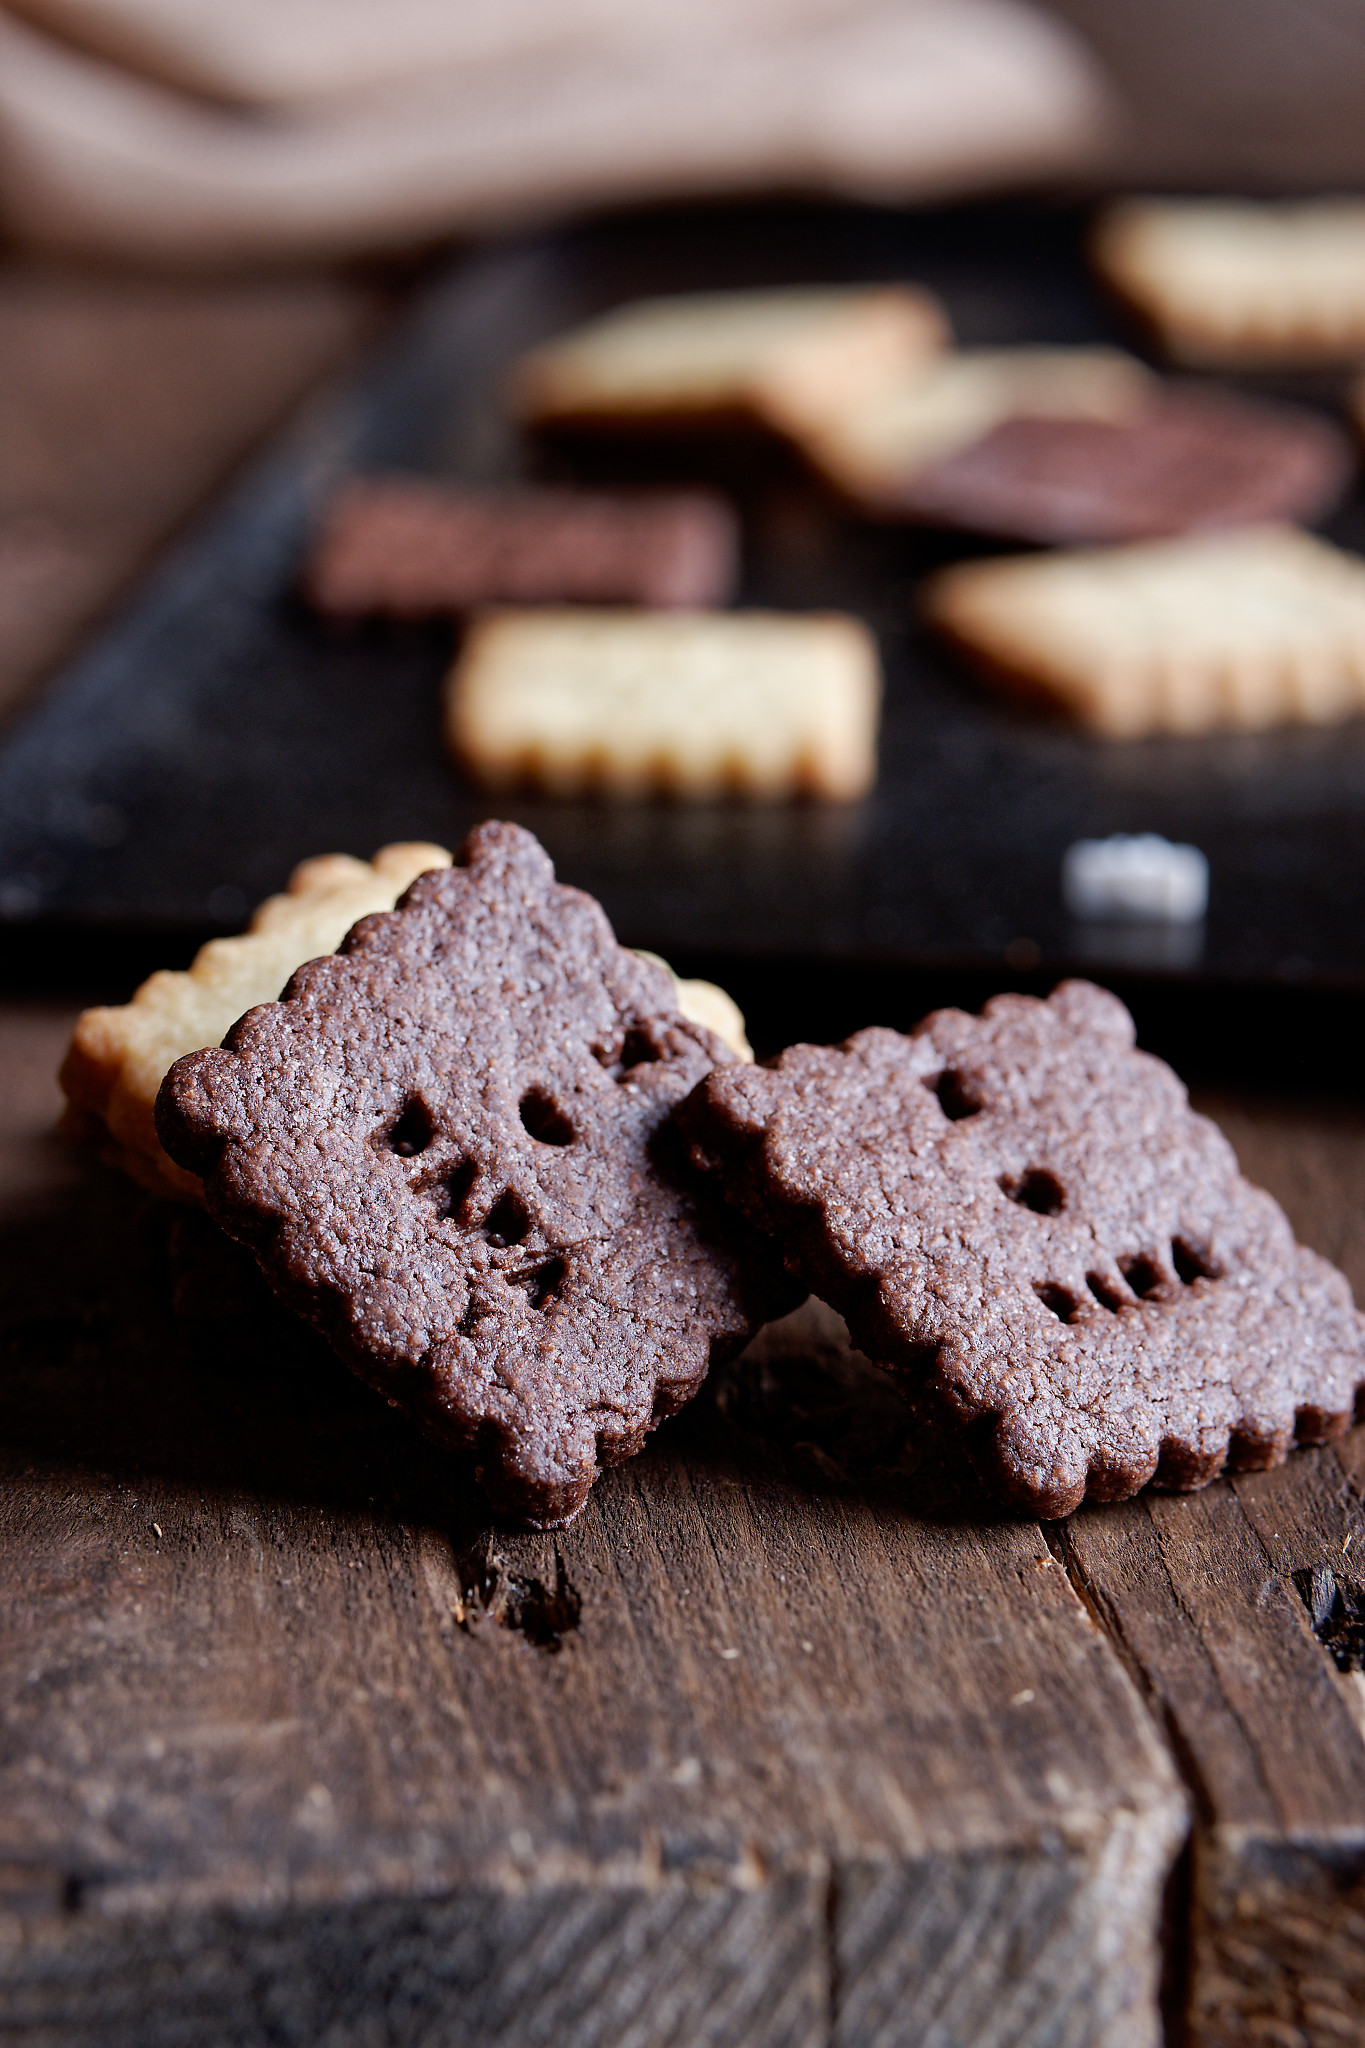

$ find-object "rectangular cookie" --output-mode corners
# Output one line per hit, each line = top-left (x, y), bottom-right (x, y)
(445, 607), (881, 800)
(923, 525), (1365, 738)
(507, 284), (949, 440)
(881, 392), (1351, 546)
(303, 477), (740, 615)
(152, 820), (784, 1527)
(790, 342), (1351, 544)
(1094, 199), (1365, 366)
(788, 345), (1155, 502)
(679, 980), (1365, 1517)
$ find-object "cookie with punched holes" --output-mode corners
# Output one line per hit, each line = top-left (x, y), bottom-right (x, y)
(154, 820), (785, 1526)
(680, 981), (1365, 1516)
(61, 841), (453, 1204)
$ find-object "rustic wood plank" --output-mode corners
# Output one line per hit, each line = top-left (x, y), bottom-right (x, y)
(0, 268), (380, 722)
(0, 1006), (1184, 2045)
(1059, 1091), (1365, 2048)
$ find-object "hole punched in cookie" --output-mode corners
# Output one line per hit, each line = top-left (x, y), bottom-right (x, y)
(1119, 1253), (1166, 1299)
(1172, 1236), (1221, 1284)
(519, 1088), (575, 1146)
(423, 1157), (477, 1221)
(928, 1069), (985, 1120)
(1086, 1271), (1128, 1313)
(620, 1027), (662, 1070)
(1034, 1281), (1083, 1323)
(483, 1190), (530, 1248)
(1002, 1167), (1065, 1216)
(382, 1096), (436, 1158)
(508, 1256), (567, 1313)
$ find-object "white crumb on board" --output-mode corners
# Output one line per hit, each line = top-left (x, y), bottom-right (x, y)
(1063, 834), (1208, 923)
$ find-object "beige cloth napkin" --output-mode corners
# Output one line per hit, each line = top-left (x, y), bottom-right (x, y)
(4, 0), (867, 106)
(0, 0), (1115, 265)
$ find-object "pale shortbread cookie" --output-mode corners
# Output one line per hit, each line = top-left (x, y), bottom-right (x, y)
(1095, 199), (1365, 366)
(788, 345), (1154, 502)
(508, 286), (949, 440)
(61, 843), (455, 1202)
(634, 950), (753, 1062)
(923, 525), (1365, 739)
(61, 840), (754, 1203)
(446, 608), (881, 800)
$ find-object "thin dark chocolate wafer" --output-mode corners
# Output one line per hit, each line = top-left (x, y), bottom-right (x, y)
(890, 391), (1351, 543)
(155, 820), (785, 1527)
(681, 980), (1365, 1516)
(303, 476), (739, 615)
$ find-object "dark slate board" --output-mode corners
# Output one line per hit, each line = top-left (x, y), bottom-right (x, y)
(2, 198), (1365, 1069)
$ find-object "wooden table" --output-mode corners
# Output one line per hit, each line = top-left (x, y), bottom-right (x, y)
(3, 262), (1365, 2048)
(0, 262), (379, 724)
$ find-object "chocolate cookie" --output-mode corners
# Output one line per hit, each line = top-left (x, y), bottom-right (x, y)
(680, 980), (1365, 1516)
(303, 477), (739, 616)
(891, 391), (1351, 544)
(155, 821), (783, 1526)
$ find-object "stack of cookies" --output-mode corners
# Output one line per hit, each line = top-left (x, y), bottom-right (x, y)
(63, 823), (1365, 1528)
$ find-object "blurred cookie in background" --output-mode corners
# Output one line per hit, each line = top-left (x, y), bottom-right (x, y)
(508, 285), (949, 442)
(446, 607), (881, 801)
(922, 525), (1365, 737)
(1094, 199), (1365, 366)
(786, 345), (1154, 493)
(303, 477), (741, 617)
(784, 347), (1351, 541)
(880, 389), (1352, 544)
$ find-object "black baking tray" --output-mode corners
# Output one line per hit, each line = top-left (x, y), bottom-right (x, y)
(3, 197), (1365, 1077)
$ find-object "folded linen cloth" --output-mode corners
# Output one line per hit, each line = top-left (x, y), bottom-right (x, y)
(3, 0), (866, 106)
(0, 0), (1115, 265)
